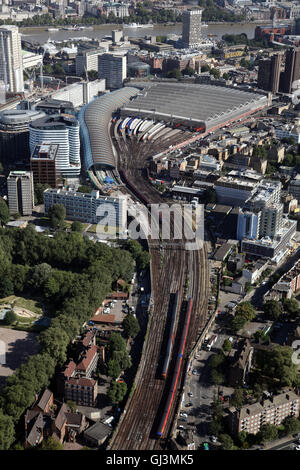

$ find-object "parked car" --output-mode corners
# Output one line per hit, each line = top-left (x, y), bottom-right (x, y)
(210, 436), (217, 443)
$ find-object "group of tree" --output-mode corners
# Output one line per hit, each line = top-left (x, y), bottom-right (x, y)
(230, 302), (256, 333)
(198, 0), (246, 22)
(106, 332), (132, 380)
(0, 198), (9, 226)
(120, 239), (151, 271)
(209, 351), (226, 385)
(122, 314), (140, 339)
(262, 298), (300, 321)
(254, 345), (300, 388)
(0, 225), (136, 448)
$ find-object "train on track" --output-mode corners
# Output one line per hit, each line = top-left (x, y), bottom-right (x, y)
(157, 296), (193, 438)
(119, 169), (151, 207)
(161, 291), (179, 380)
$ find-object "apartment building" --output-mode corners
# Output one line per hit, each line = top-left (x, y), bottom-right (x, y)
(228, 390), (300, 435)
(64, 377), (98, 407)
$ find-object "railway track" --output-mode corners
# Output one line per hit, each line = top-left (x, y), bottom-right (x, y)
(109, 122), (209, 450)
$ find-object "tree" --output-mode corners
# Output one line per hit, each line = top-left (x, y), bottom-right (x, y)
(40, 436), (64, 450)
(107, 332), (127, 359)
(282, 298), (300, 319)
(3, 310), (17, 325)
(48, 203), (66, 229)
(222, 73), (230, 80)
(107, 381), (127, 404)
(123, 314), (140, 339)
(34, 183), (50, 205)
(182, 66), (195, 76)
(209, 352), (225, 369)
(30, 263), (52, 290)
(230, 389), (245, 408)
(107, 359), (121, 379)
(210, 369), (224, 385)
(219, 433), (234, 450)
(282, 416), (300, 436)
(258, 423), (278, 443)
(77, 185), (92, 194)
(0, 198), (9, 226)
(235, 302), (256, 321)
(210, 68), (221, 79)
(0, 411), (15, 449)
(166, 68), (182, 79)
(71, 221), (83, 232)
(262, 300), (283, 320)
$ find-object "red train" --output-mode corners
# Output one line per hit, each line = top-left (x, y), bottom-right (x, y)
(157, 297), (193, 438)
(161, 291), (179, 380)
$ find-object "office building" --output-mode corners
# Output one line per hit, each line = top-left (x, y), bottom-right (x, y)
(98, 53), (127, 89)
(44, 189), (127, 230)
(0, 25), (24, 93)
(29, 115), (81, 177)
(280, 47), (300, 94)
(30, 143), (59, 188)
(228, 390), (300, 436)
(257, 54), (281, 93)
(182, 8), (203, 49)
(7, 170), (34, 215)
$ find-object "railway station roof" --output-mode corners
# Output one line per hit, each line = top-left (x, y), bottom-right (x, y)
(122, 82), (268, 130)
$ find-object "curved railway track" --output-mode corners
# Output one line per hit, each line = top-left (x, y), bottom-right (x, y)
(109, 122), (209, 450)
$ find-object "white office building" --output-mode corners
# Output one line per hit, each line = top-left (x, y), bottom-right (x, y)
(75, 49), (105, 77)
(44, 188), (127, 230)
(98, 53), (127, 89)
(0, 25), (24, 93)
(29, 115), (81, 177)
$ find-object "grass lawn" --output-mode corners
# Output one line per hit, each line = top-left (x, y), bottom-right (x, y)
(0, 295), (43, 316)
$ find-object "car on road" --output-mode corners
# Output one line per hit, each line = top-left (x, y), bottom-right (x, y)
(180, 413), (188, 418)
(210, 436), (217, 443)
(192, 369), (197, 375)
(188, 392), (193, 397)
(178, 425), (186, 430)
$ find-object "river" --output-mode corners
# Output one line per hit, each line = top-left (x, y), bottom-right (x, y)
(20, 22), (262, 45)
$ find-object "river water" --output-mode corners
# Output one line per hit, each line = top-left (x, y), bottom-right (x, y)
(20, 22), (260, 45)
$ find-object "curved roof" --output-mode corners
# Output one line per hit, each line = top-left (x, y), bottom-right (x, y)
(79, 87), (139, 170)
